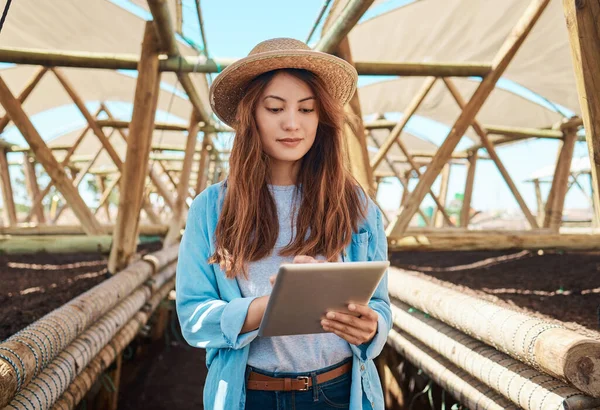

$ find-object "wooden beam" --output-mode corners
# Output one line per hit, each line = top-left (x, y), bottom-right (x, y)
(460, 151), (478, 228)
(22, 155), (46, 223)
(0, 77), (102, 234)
(315, 0), (375, 54)
(165, 114), (199, 246)
(533, 179), (544, 226)
(0, 223), (167, 236)
(96, 175), (111, 222)
(563, 0), (600, 226)
(194, 136), (211, 195)
(391, 0), (550, 235)
(388, 232), (600, 251)
(335, 37), (374, 195)
(96, 119), (188, 132)
(0, 148), (17, 226)
(354, 61), (490, 77)
(544, 129), (577, 230)
(0, 67), (47, 133)
(109, 22), (162, 273)
(485, 124), (564, 139)
(443, 77), (539, 229)
(370, 77), (436, 170)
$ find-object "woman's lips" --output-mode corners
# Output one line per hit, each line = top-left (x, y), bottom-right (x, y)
(277, 138), (303, 147)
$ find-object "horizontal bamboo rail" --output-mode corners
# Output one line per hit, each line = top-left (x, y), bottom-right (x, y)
(387, 329), (517, 410)
(0, 47), (492, 77)
(387, 267), (600, 397)
(390, 301), (600, 409)
(50, 277), (176, 410)
(0, 224), (168, 236)
(5, 263), (177, 409)
(0, 235), (112, 254)
(388, 232), (600, 251)
(0, 245), (179, 408)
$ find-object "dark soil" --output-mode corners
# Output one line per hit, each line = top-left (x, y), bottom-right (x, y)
(0, 241), (163, 341)
(390, 249), (600, 337)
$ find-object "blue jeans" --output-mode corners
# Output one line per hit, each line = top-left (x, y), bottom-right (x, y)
(244, 358), (352, 410)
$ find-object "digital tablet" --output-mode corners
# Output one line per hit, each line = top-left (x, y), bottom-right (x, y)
(257, 261), (390, 337)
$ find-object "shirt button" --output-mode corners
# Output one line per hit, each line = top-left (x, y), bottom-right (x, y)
(371, 401), (374, 407)
(360, 364), (365, 371)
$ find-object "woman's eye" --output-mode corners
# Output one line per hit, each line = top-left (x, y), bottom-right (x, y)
(300, 108), (315, 113)
(268, 108), (283, 113)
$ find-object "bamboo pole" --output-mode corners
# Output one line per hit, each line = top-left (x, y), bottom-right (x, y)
(6, 262), (177, 409)
(164, 113), (200, 246)
(335, 37), (374, 195)
(390, 301), (600, 409)
(533, 179), (544, 226)
(0, 148), (17, 226)
(0, 76), (102, 235)
(194, 136), (211, 195)
(93, 175), (121, 218)
(544, 129), (577, 231)
(50, 277), (176, 410)
(96, 119), (188, 131)
(370, 77), (436, 170)
(388, 232), (600, 251)
(0, 67), (47, 134)
(433, 164), (451, 228)
(460, 150), (477, 227)
(443, 77), (539, 229)
(108, 22), (162, 274)
(387, 267), (600, 397)
(391, 0), (551, 235)
(0, 235), (113, 254)
(22, 155), (46, 224)
(96, 176), (110, 222)
(562, 0), (600, 226)
(354, 61), (490, 77)
(0, 245), (179, 408)
(315, 0), (375, 54)
(387, 329), (517, 410)
(0, 223), (167, 236)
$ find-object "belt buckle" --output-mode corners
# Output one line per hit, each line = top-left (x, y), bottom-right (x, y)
(296, 376), (310, 391)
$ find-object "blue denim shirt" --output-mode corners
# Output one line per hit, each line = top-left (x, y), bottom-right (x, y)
(175, 180), (392, 410)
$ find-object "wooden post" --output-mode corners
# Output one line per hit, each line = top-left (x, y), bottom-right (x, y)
(544, 129), (577, 230)
(97, 176), (111, 222)
(461, 151), (477, 227)
(434, 164), (451, 227)
(0, 148), (17, 226)
(194, 135), (211, 195)
(533, 179), (545, 226)
(443, 77), (539, 229)
(94, 175), (121, 217)
(0, 76), (102, 234)
(563, 0), (600, 226)
(335, 37), (374, 195)
(390, 1), (550, 234)
(23, 154), (46, 223)
(164, 114), (200, 246)
(108, 22), (161, 273)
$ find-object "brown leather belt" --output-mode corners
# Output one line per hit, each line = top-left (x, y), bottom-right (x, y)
(247, 362), (352, 392)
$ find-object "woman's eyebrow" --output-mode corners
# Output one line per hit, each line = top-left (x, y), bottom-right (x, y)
(264, 95), (315, 102)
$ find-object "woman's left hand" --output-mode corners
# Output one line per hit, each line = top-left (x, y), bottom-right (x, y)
(321, 304), (378, 346)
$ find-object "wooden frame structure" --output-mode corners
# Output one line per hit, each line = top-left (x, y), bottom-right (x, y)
(0, 0), (596, 252)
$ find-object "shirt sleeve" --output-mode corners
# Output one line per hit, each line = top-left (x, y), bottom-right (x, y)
(175, 192), (259, 350)
(350, 204), (392, 361)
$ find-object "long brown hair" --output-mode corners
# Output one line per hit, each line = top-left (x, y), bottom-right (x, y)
(209, 68), (368, 278)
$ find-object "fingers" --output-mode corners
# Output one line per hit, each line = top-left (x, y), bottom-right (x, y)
(348, 304), (379, 322)
(269, 275), (276, 286)
(323, 310), (376, 334)
(321, 317), (364, 345)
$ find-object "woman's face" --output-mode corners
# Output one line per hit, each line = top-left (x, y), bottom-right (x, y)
(255, 72), (319, 166)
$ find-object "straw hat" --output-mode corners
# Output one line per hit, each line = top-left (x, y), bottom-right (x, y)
(209, 38), (358, 127)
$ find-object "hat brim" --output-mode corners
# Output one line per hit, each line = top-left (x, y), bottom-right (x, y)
(209, 49), (358, 127)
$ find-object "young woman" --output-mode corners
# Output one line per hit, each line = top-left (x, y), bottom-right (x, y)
(176, 38), (391, 410)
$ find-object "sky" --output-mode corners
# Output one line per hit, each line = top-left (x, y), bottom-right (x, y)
(0, 0), (593, 217)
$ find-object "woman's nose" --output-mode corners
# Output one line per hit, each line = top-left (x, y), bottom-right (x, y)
(282, 110), (300, 131)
